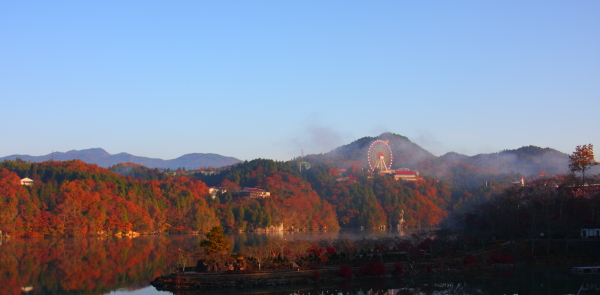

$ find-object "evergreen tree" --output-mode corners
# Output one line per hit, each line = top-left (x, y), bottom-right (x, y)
(199, 226), (230, 254)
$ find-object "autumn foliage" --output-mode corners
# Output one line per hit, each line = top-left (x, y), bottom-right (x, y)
(0, 157), (458, 236)
(0, 160), (217, 237)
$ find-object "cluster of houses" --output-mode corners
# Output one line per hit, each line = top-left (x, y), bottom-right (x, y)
(18, 176), (600, 239)
(335, 168), (423, 182)
(208, 187), (270, 200)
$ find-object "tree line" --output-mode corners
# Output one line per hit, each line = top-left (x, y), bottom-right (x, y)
(1, 157), (453, 236)
(1, 144), (595, 237)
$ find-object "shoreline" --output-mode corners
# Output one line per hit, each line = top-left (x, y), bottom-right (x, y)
(151, 254), (599, 292)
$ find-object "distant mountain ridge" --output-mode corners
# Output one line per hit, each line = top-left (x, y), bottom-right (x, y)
(308, 132), (579, 182)
(0, 148), (242, 169)
(464, 146), (570, 175)
(2, 134), (594, 180)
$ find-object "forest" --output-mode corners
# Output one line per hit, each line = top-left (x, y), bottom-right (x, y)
(1, 157), (454, 237)
(0, 160), (219, 236)
(450, 174), (600, 251)
(0, 142), (597, 237)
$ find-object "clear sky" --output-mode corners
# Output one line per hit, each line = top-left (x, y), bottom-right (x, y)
(2, 1), (599, 161)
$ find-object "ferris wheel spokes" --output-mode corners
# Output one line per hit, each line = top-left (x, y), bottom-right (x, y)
(368, 140), (393, 172)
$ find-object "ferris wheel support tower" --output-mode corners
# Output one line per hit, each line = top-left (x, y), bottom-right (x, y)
(374, 155), (388, 170)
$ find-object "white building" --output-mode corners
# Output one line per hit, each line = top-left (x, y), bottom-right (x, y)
(208, 187), (227, 199)
(20, 177), (34, 186)
(581, 224), (600, 238)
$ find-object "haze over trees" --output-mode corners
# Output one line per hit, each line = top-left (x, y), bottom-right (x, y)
(0, 135), (597, 238)
(446, 144), (600, 255)
(308, 133), (573, 182)
(0, 156), (452, 236)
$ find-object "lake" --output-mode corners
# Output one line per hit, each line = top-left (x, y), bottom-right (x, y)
(0, 229), (591, 295)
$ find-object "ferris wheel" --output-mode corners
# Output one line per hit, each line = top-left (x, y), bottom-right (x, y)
(368, 140), (393, 171)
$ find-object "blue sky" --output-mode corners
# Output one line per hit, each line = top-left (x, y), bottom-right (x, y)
(2, 1), (599, 161)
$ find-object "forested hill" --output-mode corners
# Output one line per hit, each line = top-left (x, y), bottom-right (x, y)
(197, 158), (450, 229)
(305, 132), (572, 184)
(459, 146), (569, 176)
(0, 147), (591, 237)
(306, 132), (436, 170)
(0, 159), (344, 236)
(0, 157), (453, 236)
(0, 148), (242, 169)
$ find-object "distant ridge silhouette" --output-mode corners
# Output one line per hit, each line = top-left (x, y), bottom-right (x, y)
(0, 148), (242, 169)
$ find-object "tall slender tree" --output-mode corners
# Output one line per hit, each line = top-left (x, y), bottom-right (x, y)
(569, 144), (599, 183)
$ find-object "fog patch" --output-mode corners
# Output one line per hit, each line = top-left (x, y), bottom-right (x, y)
(288, 120), (353, 157)
(307, 125), (348, 152)
(110, 164), (135, 177)
(413, 129), (444, 156)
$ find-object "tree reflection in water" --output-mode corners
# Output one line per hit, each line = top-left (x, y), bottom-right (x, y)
(0, 235), (200, 295)
(0, 235), (590, 295)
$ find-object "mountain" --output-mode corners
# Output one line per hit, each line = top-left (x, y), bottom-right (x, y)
(0, 148), (242, 169)
(306, 133), (576, 183)
(307, 132), (436, 169)
(467, 146), (570, 175)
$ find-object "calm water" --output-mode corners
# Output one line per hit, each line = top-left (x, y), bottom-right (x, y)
(228, 227), (412, 252)
(0, 230), (591, 295)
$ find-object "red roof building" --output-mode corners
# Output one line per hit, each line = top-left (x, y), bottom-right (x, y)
(238, 187), (271, 199)
(392, 170), (422, 181)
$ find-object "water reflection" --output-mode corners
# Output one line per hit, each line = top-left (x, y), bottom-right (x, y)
(120, 268), (590, 295)
(0, 229), (408, 295)
(228, 228), (409, 252)
(0, 235), (196, 295)
(0, 231), (592, 295)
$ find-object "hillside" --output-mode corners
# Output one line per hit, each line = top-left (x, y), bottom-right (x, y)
(0, 148), (242, 169)
(0, 136), (596, 236)
(198, 158), (450, 228)
(307, 132), (436, 169)
(468, 146), (569, 175)
(1, 135), (581, 179)
(0, 158), (342, 236)
(306, 133), (572, 184)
